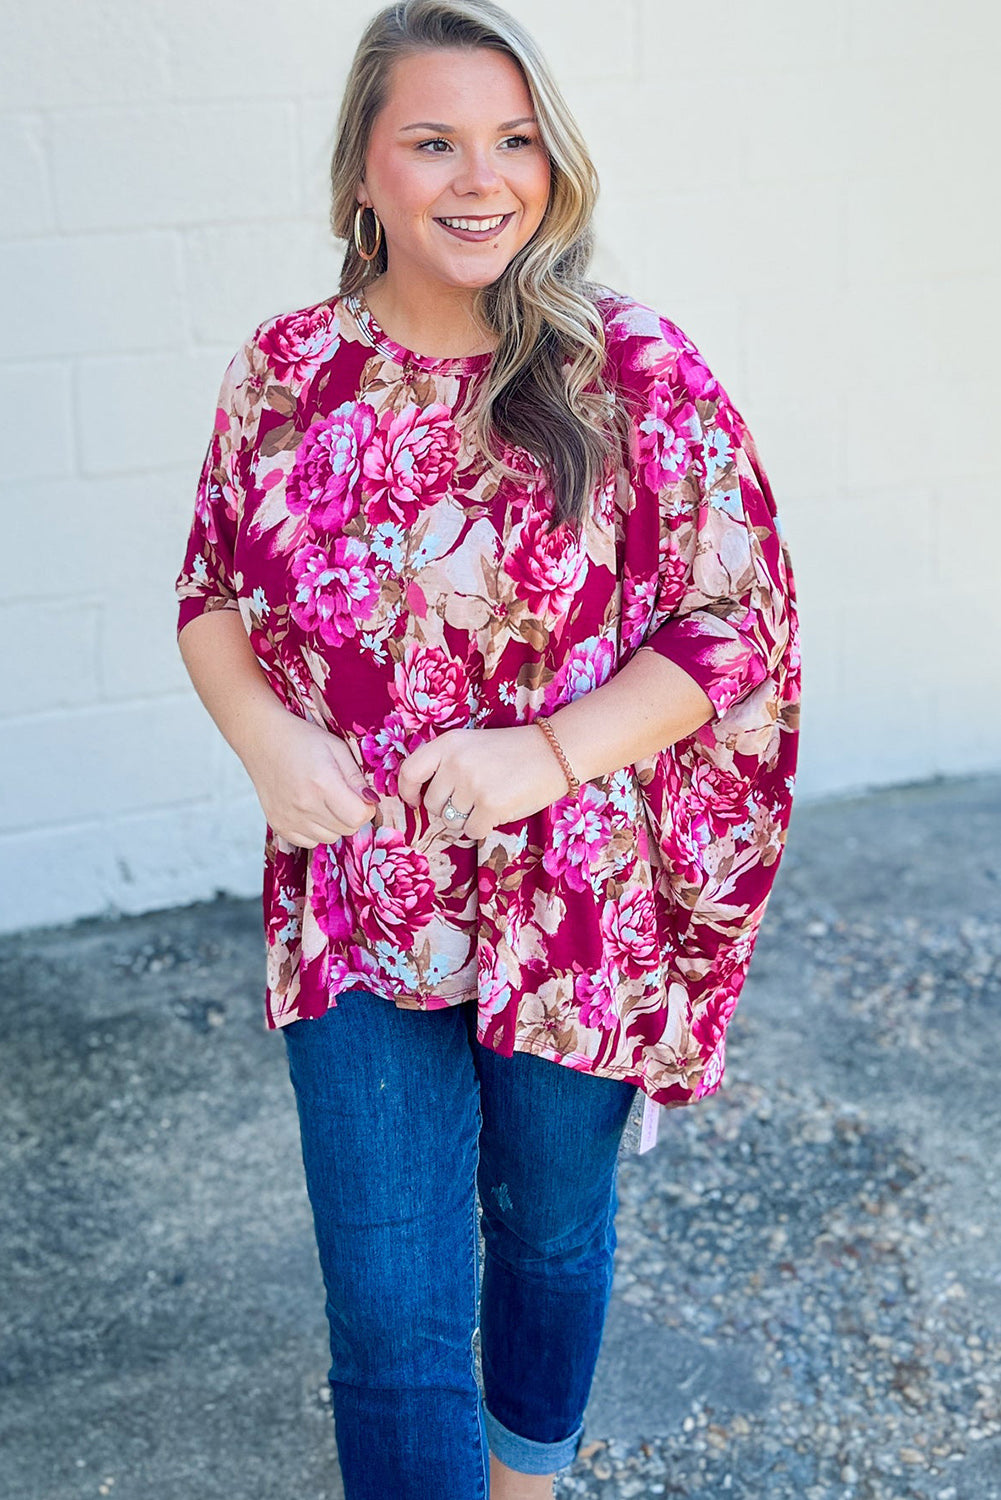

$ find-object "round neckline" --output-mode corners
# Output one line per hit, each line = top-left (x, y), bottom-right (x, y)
(344, 289), (495, 375)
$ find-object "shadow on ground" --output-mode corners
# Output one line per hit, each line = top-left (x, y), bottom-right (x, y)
(1, 773), (998, 1500)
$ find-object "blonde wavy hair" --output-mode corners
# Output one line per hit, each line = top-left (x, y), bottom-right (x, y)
(329, 0), (635, 535)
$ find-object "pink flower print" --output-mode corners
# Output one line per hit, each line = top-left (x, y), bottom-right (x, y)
(593, 470), (616, 529)
(660, 768), (728, 883)
(286, 402), (377, 531)
(320, 952), (354, 999)
(360, 710), (415, 798)
(309, 843), (353, 942)
(289, 537), (381, 647)
(694, 1036), (726, 1098)
(599, 887), (661, 979)
(621, 573), (657, 650)
(691, 983), (741, 1058)
(661, 810), (710, 888)
(696, 631), (767, 718)
(504, 508), (588, 620)
(676, 346), (724, 407)
(499, 441), (544, 484)
(342, 823), (437, 951)
(780, 630), (802, 706)
(267, 876), (303, 948)
(477, 846), (536, 943)
(542, 636), (617, 714)
(655, 547), (690, 613)
(478, 940), (513, 1018)
(362, 402), (460, 528)
(575, 965), (618, 1031)
(391, 643), (474, 733)
(715, 928), (756, 986)
(258, 304), (340, 386)
(543, 785), (612, 892)
(194, 471), (235, 550)
(689, 760), (750, 833)
(638, 383), (696, 492)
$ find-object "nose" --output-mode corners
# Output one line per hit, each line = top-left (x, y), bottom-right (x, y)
(450, 145), (504, 196)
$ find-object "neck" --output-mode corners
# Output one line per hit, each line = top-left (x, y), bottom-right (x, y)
(361, 272), (498, 358)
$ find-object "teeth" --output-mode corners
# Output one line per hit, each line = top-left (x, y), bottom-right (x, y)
(439, 215), (507, 231)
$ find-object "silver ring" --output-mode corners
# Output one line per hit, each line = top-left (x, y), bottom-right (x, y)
(443, 796), (470, 823)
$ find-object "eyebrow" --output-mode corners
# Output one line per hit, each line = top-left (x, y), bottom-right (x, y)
(399, 116), (537, 132)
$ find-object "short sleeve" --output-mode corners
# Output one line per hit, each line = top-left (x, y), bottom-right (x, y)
(630, 347), (792, 723)
(174, 337), (255, 638)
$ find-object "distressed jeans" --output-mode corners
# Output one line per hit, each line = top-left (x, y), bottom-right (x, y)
(281, 985), (638, 1500)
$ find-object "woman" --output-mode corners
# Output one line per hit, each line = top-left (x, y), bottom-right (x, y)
(175, 1), (801, 1495)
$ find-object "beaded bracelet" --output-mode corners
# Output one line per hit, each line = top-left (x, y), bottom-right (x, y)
(534, 715), (581, 798)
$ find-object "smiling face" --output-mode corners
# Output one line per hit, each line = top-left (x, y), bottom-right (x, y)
(357, 46), (552, 297)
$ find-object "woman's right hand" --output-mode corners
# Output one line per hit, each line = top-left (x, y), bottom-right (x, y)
(243, 711), (380, 848)
(177, 609), (379, 847)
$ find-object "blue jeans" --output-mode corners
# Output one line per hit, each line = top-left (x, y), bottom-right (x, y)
(282, 985), (638, 1499)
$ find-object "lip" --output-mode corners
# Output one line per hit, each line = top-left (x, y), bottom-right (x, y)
(434, 211), (515, 242)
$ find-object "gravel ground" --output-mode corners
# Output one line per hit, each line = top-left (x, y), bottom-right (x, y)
(1, 771), (998, 1500)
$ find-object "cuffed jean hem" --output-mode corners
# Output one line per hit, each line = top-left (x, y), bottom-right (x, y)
(483, 1405), (585, 1475)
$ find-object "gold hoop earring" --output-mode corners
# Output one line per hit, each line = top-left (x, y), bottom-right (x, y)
(353, 204), (383, 262)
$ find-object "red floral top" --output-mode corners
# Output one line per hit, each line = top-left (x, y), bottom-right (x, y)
(175, 287), (800, 1154)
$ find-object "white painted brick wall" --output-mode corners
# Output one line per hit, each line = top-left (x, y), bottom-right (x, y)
(74, 352), (229, 475)
(1, 0), (998, 935)
(2, 233), (185, 356)
(49, 104), (301, 232)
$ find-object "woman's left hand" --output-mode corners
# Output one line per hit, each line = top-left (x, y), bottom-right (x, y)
(396, 725), (571, 842)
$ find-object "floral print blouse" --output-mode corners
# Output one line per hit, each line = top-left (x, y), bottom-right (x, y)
(175, 286), (801, 1154)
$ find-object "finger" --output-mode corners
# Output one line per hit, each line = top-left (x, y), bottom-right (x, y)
(439, 800), (480, 844)
(277, 812), (363, 848)
(419, 762), (465, 823)
(397, 740), (438, 807)
(274, 783), (376, 845)
(312, 814), (375, 848)
(320, 785), (379, 830)
(325, 746), (381, 810)
(309, 768), (378, 829)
